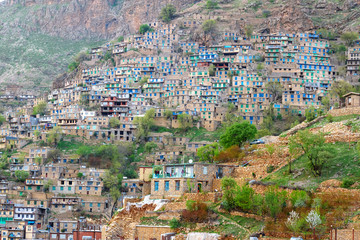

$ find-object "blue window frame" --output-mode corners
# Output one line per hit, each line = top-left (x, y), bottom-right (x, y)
(154, 181), (159, 191)
(165, 181), (169, 192)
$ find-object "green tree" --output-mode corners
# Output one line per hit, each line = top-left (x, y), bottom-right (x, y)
(32, 101), (47, 116)
(289, 130), (334, 176)
(103, 170), (123, 216)
(134, 108), (155, 141)
(0, 114), (5, 126)
(160, 4), (176, 23)
(206, 0), (218, 10)
(47, 126), (63, 147)
(76, 145), (93, 162)
(109, 117), (121, 128)
(139, 24), (153, 34)
(220, 121), (257, 148)
(245, 25), (253, 39)
(321, 96), (331, 111)
(117, 36), (124, 42)
(340, 32), (359, 46)
(14, 170), (29, 182)
(33, 130), (41, 139)
(34, 156), (42, 165)
(177, 113), (193, 132)
(209, 64), (216, 76)
(144, 142), (158, 153)
(202, 20), (217, 36)
(264, 187), (287, 221)
(197, 142), (222, 163)
(221, 177), (238, 211)
(266, 82), (283, 103)
(47, 149), (62, 163)
(164, 110), (173, 120)
(234, 184), (255, 212)
(43, 180), (53, 192)
(305, 106), (316, 122)
(331, 80), (354, 102)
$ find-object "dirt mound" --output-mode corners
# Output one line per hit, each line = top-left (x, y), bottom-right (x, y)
(319, 179), (342, 188)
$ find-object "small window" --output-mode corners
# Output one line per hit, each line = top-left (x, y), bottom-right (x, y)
(203, 167), (208, 174)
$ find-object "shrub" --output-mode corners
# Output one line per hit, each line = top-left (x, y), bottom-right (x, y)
(341, 179), (355, 189)
(139, 24), (153, 34)
(266, 165), (275, 173)
(182, 201), (208, 222)
(326, 114), (334, 123)
(234, 184), (255, 212)
(160, 4), (176, 23)
(206, 0), (218, 10)
(169, 218), (181, 229)
(262, 10), (271, 18)
(305, 106), (316, 122)
(290, 190), (310, 208)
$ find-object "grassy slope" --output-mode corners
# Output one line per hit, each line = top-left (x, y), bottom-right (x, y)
(0, 4), (105, 92)
(263, 114), (360, 190)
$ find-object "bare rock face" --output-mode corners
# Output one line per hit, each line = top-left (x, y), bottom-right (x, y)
(4, 0), (199, 40)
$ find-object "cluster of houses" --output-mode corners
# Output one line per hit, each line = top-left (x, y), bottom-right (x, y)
(0, 19), (359, 239)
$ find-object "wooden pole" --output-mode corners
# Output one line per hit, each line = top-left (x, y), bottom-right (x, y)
(330, 226), (332, 240)
(335, 228), (337, 240)
(353, 228), (355, 240)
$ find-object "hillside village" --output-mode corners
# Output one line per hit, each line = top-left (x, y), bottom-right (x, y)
(0, 2), (360, 239)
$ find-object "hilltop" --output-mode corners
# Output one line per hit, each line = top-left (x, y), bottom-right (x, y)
(0, 0), (360, 94)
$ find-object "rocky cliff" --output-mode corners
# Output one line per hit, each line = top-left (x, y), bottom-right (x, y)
(3, 0), (199, 40)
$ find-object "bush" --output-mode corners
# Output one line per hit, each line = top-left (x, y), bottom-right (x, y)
(160, 4), (176, 23)
(206, 0), (219, 10)
(341, 179), (355, 189)
(169, 218), (181, 229)
(267, 165), (275, 173)
(305, 106), (316, 122)
(290, 190), (310, 208)
(262, 10), (271, 18)
(182, 201), (208, 222)
(139, 24), (154, 34)
(326, 114), (334, 123)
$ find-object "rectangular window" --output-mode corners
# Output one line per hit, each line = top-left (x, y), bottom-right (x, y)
(203, 167), (208, 174)
(175, 180), (180, 191)
(165, 181), (169, 192)
(154, 181), (159, 191)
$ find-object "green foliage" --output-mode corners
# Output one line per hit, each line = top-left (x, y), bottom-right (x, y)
(326, 114), (334, 123)
(160, 4), (176, 23)
(331, 80), (354, 101)
(0, 114), (5, 126)
(109, 117), (121, 128)
(340, 31), (359, 46)
(209, 64), (216, 76)
(14, 170), (29, 182)
(256, 128), (271, 138)
(341, 179), (355, 188)
(197, 142), (222, 163)
(68, 61), (79, 72)
(43, 180), (53, 192)
(305, 106), (316, 122)
(47, 126), (63, 146)
(202, 19), (217, 35)
(134, 108), (155, 141)
(77, 172), (84, 179)
(169, 218), (181, 229)
(289, 130), (334, 177)
(264, 187), (287, 221)
(76, 145), (93, 160)
(139, 24), (154, 34)
(32, 101), (47, 116)
(182, 201), (208, 222)
(144, 141), (158, 153)
(266, 165), (275, 173)
(206, 0), (219, 10)
(262, 10), (271, 18)
(221, 177), (238, 211)
(234, 184), (255, 212)
(245, 25), (253, 39)
(177, 113), (193, 132)
(139, 76), (149, 86)
(290, 190), (310, 208)
(317, 28), (336, 40)
(220, 121), (257, 148)
(265, 144), (276, 155)
(164, 110), (173, 120)
(117, 36), (124, 42)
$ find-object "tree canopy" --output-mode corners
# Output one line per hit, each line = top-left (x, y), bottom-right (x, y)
(197, 142), (222, 163)
(134, 108), (156, 141)
(160, 4), (176, 23)
(139, 24), (154, 34)
(32, 101), (47, 116)
(289, 130), (334, 176)
(340, 32), (359, 46)
(109, 117), (121, 128)
(220, 121), (257, 148)
(177, 113), (193, 132)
